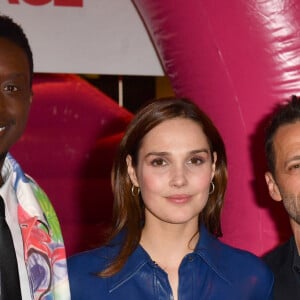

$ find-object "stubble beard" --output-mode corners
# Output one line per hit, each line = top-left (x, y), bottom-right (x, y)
(281, 192), (300, 225)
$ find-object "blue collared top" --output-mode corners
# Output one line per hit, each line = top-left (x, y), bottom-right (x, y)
(68, 224), (273, 300)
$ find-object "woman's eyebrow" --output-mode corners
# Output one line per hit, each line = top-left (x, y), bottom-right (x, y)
(145, 149), (209, 157)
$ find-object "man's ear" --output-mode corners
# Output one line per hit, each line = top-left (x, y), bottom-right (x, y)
(265, 172), (282, 202)
(126, 155), (139, 187)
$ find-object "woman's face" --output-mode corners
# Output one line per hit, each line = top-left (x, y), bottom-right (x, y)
(127, 117), (216, 228)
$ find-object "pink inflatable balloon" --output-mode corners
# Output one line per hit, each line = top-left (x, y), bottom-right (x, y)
(132, 0), (300, 255)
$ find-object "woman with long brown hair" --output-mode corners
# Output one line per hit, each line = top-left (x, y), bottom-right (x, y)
(68, 97), (273, 299)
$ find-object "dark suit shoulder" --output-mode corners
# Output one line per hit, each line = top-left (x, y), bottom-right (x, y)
(263, 238), (293, 272)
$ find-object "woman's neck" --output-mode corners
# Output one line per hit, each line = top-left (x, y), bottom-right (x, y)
(140, 220), (199, 268)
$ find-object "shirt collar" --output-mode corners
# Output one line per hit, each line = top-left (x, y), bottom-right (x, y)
(107, 224), (231, 292)
(107, 243), (152, 293)
(192, 223), (232, 284)
(3, 153), (48, 225)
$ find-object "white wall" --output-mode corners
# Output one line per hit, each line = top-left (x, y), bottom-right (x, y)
(1, 0), (163, 75)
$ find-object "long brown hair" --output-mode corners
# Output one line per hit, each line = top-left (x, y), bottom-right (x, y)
(100, 97), (227, 277)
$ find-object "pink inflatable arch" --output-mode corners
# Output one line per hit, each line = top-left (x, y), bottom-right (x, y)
(132, 0), (300, 255)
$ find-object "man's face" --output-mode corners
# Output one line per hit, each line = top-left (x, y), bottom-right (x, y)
(0, 38), (31, 161)
(265, 121), (300, 225)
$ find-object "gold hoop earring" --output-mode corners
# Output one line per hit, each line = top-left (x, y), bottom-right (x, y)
(209, 182), (215, 195)
(131, 185), (140, 197)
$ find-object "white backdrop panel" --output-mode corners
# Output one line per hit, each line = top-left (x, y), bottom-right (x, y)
(1, 0), (163, 75)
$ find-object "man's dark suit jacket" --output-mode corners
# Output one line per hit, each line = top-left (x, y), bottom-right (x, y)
(263, 237), (300, 300)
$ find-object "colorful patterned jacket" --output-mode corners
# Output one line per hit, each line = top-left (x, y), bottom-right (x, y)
(8, 154), (70, 299)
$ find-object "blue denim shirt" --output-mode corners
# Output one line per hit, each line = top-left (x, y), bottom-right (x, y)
(68, 225), (273, 299)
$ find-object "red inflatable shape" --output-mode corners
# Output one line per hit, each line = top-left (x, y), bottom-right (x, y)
(132, 0), (300, 255)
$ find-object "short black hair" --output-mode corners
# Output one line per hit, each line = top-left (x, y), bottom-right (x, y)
(0, 14), (33, 86)
(265, 95), (300, 175)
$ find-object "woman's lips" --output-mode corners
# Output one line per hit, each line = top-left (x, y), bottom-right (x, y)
(166, 195), (191, 204)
